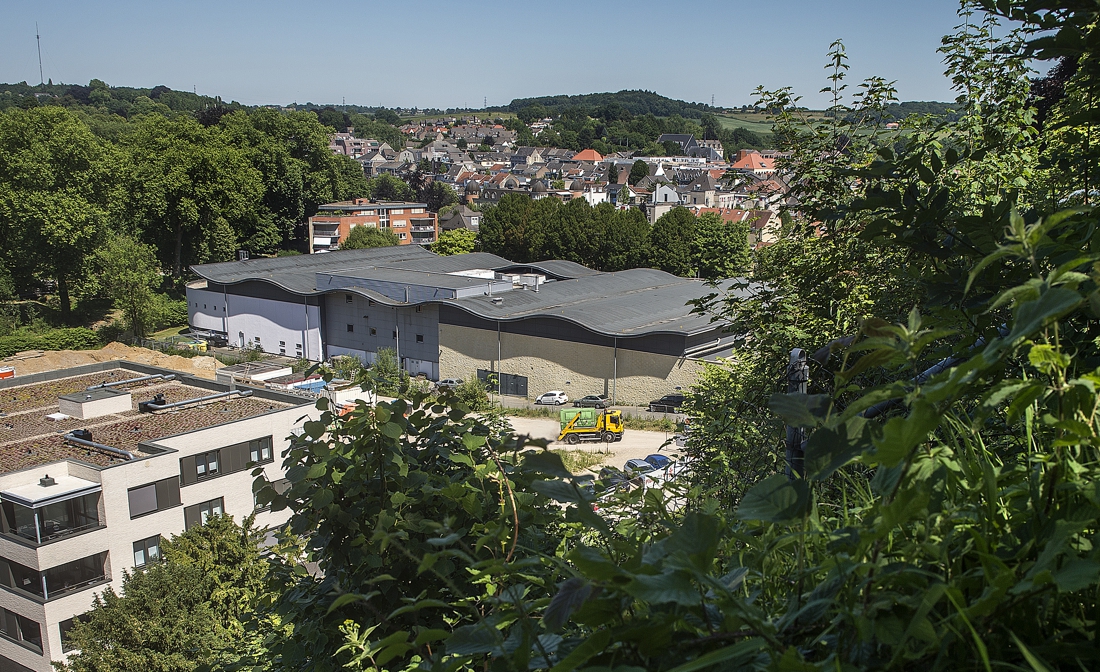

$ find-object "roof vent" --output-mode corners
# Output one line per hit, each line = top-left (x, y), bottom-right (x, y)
(39, 474), (56, 487)
(491, 297), (503, 305)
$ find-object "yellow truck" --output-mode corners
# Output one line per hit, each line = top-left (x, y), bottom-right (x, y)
(558, 408), (624, 444)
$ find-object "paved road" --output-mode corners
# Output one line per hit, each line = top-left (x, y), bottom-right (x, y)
(504, 416), (686, 474)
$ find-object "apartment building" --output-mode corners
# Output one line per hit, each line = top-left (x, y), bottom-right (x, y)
(307, 199), (439, 253)
(0, 362), (312, 672)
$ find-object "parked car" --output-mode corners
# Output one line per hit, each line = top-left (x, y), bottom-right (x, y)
(573, 394), (611, 408)
(597, 466), (630, 490)
(437, 378), (464, 390)
(644, 454), (671, 471)
(536, 390), (569, 405)
(648, 393), (685, 413)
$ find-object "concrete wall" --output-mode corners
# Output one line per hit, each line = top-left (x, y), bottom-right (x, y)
(438, 324), (702, 405)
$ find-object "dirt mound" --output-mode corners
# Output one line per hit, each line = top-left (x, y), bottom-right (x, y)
(2, 342), (224, 380)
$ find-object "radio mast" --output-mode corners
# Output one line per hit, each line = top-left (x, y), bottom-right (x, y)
(36, 23), (44, 85)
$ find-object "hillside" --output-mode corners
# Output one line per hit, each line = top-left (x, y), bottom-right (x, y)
(496, 89), (715, 119)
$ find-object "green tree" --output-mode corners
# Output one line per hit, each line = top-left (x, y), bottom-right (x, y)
(0, 106), (119, 319)
(420, 180), (457, 212)
(479, 193), (535, 262)
(607, 162), (619, 184)
(367, 173), (415, 201)
(122, 114), (263, 275)
(433, 228), (477, 256)
(58, 515), (267, 672)
(456, 137), (468, 150)
(595, 203), (651, 271)
(341, 226), (400, 250)
(628, 159), (649, 185)
(94, 235), (162, 337)
(692, 211), (751, 279)
(648, 207), (696, 275)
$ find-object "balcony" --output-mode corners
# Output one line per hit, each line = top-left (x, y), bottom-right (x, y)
(0, 551), (108, 601)
(411, 226), (437, 233)
(1, 479), (103, 546)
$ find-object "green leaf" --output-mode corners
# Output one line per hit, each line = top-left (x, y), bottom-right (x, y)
(542, 577), (594, 632)
(736, 475), (810, 523)
(664, 638), (767, 672)
(549, 629), (610, 672)
(871, 400), (939, 467)
(446, 621), (500, 655)
(768, 393), (831, 427)
(326, 592), (370, 614)
(1010, 631), (1053, 672)
(1006, 288), (1082, 343)
(836, 348), (896, 383)
(414, 628), (450, 646)
(804, 416), (871, 480)
(381, 422), (404, 439)
(624, 569), (698, 605)
(532, 478), (591, 503)
(1050, 559), (1100, 592)
(306, 462), (327, 479)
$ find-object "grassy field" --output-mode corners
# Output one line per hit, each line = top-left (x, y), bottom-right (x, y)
(552, 449), (610, 474)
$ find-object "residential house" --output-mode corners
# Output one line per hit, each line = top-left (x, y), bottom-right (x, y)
(439, 205), (482, 232)
(657, 133), (699, 155)
(730, 149), (777, 176)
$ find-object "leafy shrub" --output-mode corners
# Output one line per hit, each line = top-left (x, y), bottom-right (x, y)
(0, 327), (100, 358)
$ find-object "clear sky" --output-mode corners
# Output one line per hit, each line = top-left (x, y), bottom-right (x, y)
(2, 0), (973, 109)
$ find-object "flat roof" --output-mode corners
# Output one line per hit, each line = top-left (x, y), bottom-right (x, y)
(2, 474), (100, 508)
(0, 367), (301, 475)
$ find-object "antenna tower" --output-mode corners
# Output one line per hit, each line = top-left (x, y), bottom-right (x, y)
(711, 93), (715, 106)
(36, 23), (43, 85)
(483, 96), (487, 108)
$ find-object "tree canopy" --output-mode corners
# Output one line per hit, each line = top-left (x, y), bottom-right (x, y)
(341, 225), (400, 249)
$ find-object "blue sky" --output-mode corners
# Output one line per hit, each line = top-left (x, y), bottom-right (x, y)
(2, 0), (973, 109)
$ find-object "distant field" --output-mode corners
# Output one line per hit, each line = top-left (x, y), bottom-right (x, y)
(716, 113), (776, 135)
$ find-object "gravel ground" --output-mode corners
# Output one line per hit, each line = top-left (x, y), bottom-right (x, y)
(504, 416), (685, 474)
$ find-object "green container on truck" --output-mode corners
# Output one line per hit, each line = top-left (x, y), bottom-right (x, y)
(558, 408), (624, 444)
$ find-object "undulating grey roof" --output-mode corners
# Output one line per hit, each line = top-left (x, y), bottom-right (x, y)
(446, 268), (741, 338)
(496, 260), (604, 281)
(192, 249), (743, 338)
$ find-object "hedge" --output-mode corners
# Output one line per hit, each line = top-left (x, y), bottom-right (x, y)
(0, 328), (101, 359)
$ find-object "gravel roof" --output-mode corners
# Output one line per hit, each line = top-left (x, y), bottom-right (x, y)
(0, 373), (294, 475)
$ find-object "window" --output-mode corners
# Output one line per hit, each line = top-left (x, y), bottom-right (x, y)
(1, 492), (101, 544)
(59, 615), (88, 653)
(133, 535), (161, 567)
(0, 607), (42, 653)
(392, 331), (397, 339)
(184, 498), (225, 530)
(195, 451), (220, 479)
(345, 293), (353, 303)
(368, 300), (376, 306)
(416, 305), (422, 313)
(249, 437), (273, 464)
(279, 340), (285, 346)
(370, 328), (377, 336)
(398, 233), (407, 240)
(347, 324), (354, 333)
(279, 348), (286, 355)
(416, 334), (424, 343)
(43, 553), (108, 599)
(127, 478), (182, 518)
(392, 220), (406, 228)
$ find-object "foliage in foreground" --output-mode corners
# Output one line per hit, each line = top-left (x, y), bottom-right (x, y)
(57, 515), (269, 672)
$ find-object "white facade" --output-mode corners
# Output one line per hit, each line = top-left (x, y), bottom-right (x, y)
(187, 286), (322, 361)
(0, 368), (315, 672)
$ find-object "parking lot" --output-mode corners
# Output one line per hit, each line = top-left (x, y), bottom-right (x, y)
(504, 416), (686, 474)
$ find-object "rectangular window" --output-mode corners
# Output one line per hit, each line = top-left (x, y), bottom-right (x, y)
(368, 300), (376, 306)
(0, 607), (42, 653)
(392, 331), (397, 339)
(346, 324), (354, 333)
(133, 535), (161, 568)
(416, 334), (424, 343)
(370, 327), (377, 336)
(398, 233), (407, 240)
(59, 615), (88, 653)
(345, 294), (353, 303)
(127, 477), (182, 518)
(249, 437), (274, 464)
(279, 340), (285, 346)
(415, 305), (422, 313)
(195, 451), (220, 479)
(2, 492), (101, 544)
(184, 498), (225, 530)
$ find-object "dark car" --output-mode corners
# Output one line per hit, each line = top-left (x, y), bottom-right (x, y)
(644, 454), (671, 471)
(648, 394), (685, 413)
(574, 394), (611, 408)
